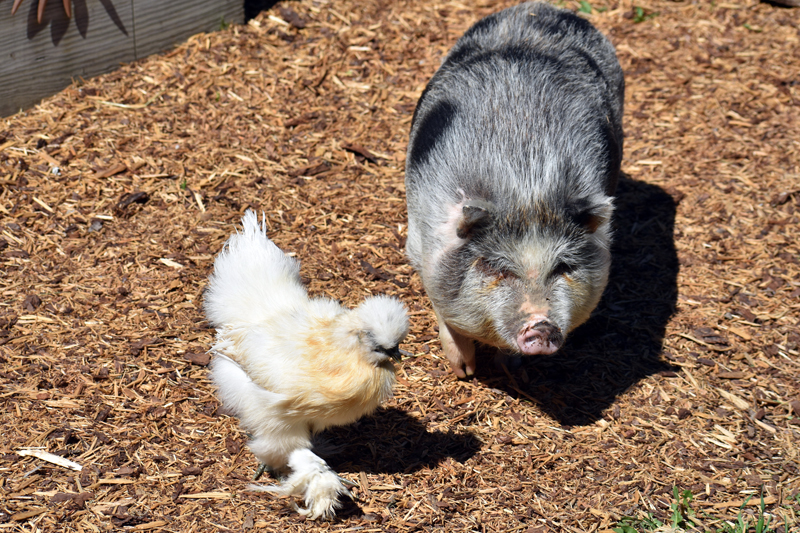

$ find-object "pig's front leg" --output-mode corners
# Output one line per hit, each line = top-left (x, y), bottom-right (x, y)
(435, 310), (476, 378)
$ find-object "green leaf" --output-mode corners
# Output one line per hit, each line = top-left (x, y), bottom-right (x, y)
(579, 1), (592, 14)
(632, 5), (658, 23)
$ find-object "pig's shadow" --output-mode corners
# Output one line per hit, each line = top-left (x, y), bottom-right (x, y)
(315, 407), (481, 475)
(476, 174), (680, 426)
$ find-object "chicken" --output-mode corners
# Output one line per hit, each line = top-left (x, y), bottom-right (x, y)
(204, 210), (410, 519)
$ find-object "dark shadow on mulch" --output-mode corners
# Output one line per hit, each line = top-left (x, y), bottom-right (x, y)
(476, 174), (681, 426)
(316, 407), (481, 474)
(245, 0), (283, 21)
(760, 0), (800, 9)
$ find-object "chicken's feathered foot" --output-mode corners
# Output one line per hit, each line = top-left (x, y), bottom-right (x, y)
(247, 449), (352, 520)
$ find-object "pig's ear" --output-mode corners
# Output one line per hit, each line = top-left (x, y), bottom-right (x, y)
(456, 201), (493, 239)
(567, 197), (613, 234)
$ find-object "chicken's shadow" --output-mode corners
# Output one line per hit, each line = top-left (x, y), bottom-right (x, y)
(316, 407), (481, 475)
(475, 174), (681, 427)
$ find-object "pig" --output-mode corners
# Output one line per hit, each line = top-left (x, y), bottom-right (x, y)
(405, 2), (624, 378)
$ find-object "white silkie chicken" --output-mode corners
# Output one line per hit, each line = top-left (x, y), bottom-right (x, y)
(204, 210), (409, 519)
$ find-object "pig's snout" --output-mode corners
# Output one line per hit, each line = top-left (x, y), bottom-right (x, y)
(517, 319), (563, 355)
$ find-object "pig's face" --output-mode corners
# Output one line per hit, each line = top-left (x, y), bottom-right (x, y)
(428, 196), (613, 355)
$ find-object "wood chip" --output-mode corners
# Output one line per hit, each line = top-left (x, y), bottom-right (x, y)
(132, 521), (169, 531)
(709, 495), (778, 509)
(17, 448), (83, 471)
(93, 163), (127, 179)
(717, 389), (751, 410)
(159, 258), (184, 269)
(179, 492), (232, 499)
(11, 508), (47, 521)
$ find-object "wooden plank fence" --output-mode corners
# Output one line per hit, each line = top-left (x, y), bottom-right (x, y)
(0, 0), (243, 117)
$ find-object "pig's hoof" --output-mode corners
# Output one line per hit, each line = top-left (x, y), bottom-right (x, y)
(447, 358), (476, 379)
(449, 361), (468, 379)
(464, 361), (476, 377)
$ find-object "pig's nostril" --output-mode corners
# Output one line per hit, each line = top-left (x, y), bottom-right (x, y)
(521, 333), (540, 346)
(517, 321), (563, 355)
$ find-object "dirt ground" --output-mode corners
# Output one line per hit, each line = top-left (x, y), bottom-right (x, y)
(1, 0), (799, 531)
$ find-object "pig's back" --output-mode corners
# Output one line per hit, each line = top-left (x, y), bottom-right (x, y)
(406, 2), (624, 239)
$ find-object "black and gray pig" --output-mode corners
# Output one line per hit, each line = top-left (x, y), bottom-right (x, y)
(405, 2), (624, 377)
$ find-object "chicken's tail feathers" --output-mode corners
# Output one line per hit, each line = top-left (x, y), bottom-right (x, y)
(204, 209), (308, 327)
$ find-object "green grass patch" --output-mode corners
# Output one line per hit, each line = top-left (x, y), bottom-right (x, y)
(632, 6), (658, 23)
(613, 487), (779, 533)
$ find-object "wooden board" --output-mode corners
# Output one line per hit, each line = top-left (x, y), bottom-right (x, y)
(0, 0), (243, 117)
(132, 1), (241, 60)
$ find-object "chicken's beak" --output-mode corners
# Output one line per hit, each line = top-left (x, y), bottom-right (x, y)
(388, 346), (404, 361)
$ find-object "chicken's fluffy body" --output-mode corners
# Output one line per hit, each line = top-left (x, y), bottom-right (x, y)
(205, 210), (409, 519)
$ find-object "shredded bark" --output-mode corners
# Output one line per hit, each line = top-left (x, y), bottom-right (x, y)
(1, 1), (799, 531)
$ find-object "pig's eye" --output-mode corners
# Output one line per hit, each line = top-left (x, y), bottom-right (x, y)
(551, 262), (574, 278)
(477, 258), (517, 280)
(499, 269), (518, 280)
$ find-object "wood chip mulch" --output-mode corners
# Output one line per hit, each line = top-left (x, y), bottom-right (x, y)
(1, 1), (799, 531)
